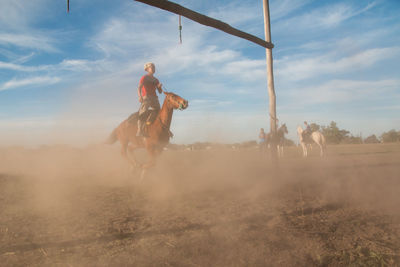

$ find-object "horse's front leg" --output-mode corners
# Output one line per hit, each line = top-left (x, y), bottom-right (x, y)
(127, 143), (141, 169)
(317, 143), (324, 157)
(140, 146), (158, 181)
(120, 143), (138, 169)
(301, 142), (307, 157)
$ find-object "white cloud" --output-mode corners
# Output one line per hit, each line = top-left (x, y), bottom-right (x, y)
(221, 59), (266, 81)
(321, 2), (377, 27)
(0, 61), (49, 72)
(275, 1), (377, 32)
(12, 52), (36, 64)
(0, 32), (59, 52)
(207, 2), (261, 26)
(0, 76), (61, 91)
(86, 7), (262, 82)
(0, 58), (111, 75)
(281, 79), (400, 105)
(59, 59), (110, 72)
(271, 0), (315, 20)
(0, 0), (64, 55)
(0, 0), (49, 30)
(276, 46), (400, 81)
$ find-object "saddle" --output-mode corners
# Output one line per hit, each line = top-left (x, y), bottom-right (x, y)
(127, 112), (139, 124)
(127, 110), (173, 138)
(302, 132), (312, 143)
(127, 110), (157, 125)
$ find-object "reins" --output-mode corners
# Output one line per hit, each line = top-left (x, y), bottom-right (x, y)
(157, 117), (174, 138)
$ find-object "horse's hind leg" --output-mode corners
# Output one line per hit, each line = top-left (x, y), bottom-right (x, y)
(121, 143), (139, 169)
(277, 145), (283, 157)
(127, 144), (141, 168)
(140, 147), (158, 181)
(317, 143), (324, 157)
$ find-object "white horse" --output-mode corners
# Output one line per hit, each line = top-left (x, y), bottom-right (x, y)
(297, 126), (326, 157)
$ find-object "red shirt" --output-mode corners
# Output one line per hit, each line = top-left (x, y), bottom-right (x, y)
(139, 75), (160, 97)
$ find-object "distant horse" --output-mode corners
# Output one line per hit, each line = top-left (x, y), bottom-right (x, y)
(260, 124), (288, 157)
(106, 91), (188, 178)
(297, 126), (326, 157)
(276, 123), (288, 157)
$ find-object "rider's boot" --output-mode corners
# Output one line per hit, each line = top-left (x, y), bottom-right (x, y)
(136, 120), (144, 137)
(137, 119), (149, 137)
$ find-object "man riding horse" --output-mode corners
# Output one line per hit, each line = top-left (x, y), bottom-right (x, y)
(137, 62), (163, 137)
(302, 121), (312, 141)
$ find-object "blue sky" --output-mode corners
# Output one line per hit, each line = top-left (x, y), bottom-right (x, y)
(0, 0), (399, 146)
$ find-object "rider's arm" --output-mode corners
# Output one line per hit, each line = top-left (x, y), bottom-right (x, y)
(138, 76), (145, 102)
(137, 85), (142, 101)
(156, 78), (163, 94)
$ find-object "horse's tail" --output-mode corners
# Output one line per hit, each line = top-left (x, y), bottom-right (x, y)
(105, 128), (118, 144)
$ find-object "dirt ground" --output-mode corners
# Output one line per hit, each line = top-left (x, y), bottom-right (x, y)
(0, 143), (399, 266)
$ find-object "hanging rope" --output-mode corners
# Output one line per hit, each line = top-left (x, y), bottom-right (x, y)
(179, 15), (182, 44)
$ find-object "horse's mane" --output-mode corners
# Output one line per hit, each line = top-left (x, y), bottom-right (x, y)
(297, 125), (303, 134)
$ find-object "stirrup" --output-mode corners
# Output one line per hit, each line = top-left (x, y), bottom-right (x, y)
(136, 127), (147, 137)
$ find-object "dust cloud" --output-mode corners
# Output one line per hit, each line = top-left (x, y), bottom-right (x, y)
(0, 142), (399, 266)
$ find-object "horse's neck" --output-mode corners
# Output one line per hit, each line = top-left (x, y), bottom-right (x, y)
(277, 127), (284, 137)
(297, 127), (303, 134)
(156, 99), (173, 129)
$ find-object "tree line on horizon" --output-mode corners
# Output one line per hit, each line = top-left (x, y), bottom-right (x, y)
(308, 121), (399, 144)
(168, 121), (399, 150)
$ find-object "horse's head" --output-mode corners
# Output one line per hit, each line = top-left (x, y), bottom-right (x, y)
(164, 91), (189, 110)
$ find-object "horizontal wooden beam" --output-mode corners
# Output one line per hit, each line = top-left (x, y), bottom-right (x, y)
(134, 0), (274, 49)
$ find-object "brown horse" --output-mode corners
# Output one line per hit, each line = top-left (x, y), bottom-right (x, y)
(276, 123), (288, 157)
(106, 91), (188, 177)
(262, 123), (288, 157)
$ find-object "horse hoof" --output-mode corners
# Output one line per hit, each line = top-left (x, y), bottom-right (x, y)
(139, 169), (146, 182)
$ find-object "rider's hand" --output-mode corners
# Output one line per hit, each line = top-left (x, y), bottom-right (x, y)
(139, 96), (143, 103)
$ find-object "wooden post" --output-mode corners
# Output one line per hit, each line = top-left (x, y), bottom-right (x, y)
(134, 0), (273, 49)
(262, 0), (277, 160)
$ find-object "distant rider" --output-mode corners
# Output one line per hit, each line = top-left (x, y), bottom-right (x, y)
(259, 128), (266, 144)
(303, 121), (312, 140)
(259, 128), (268, 152)
(137, 62), (163, 137)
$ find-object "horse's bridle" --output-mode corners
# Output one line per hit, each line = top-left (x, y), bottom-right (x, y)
(166, 94), (186, 110)
(158, 117), (174, 138)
